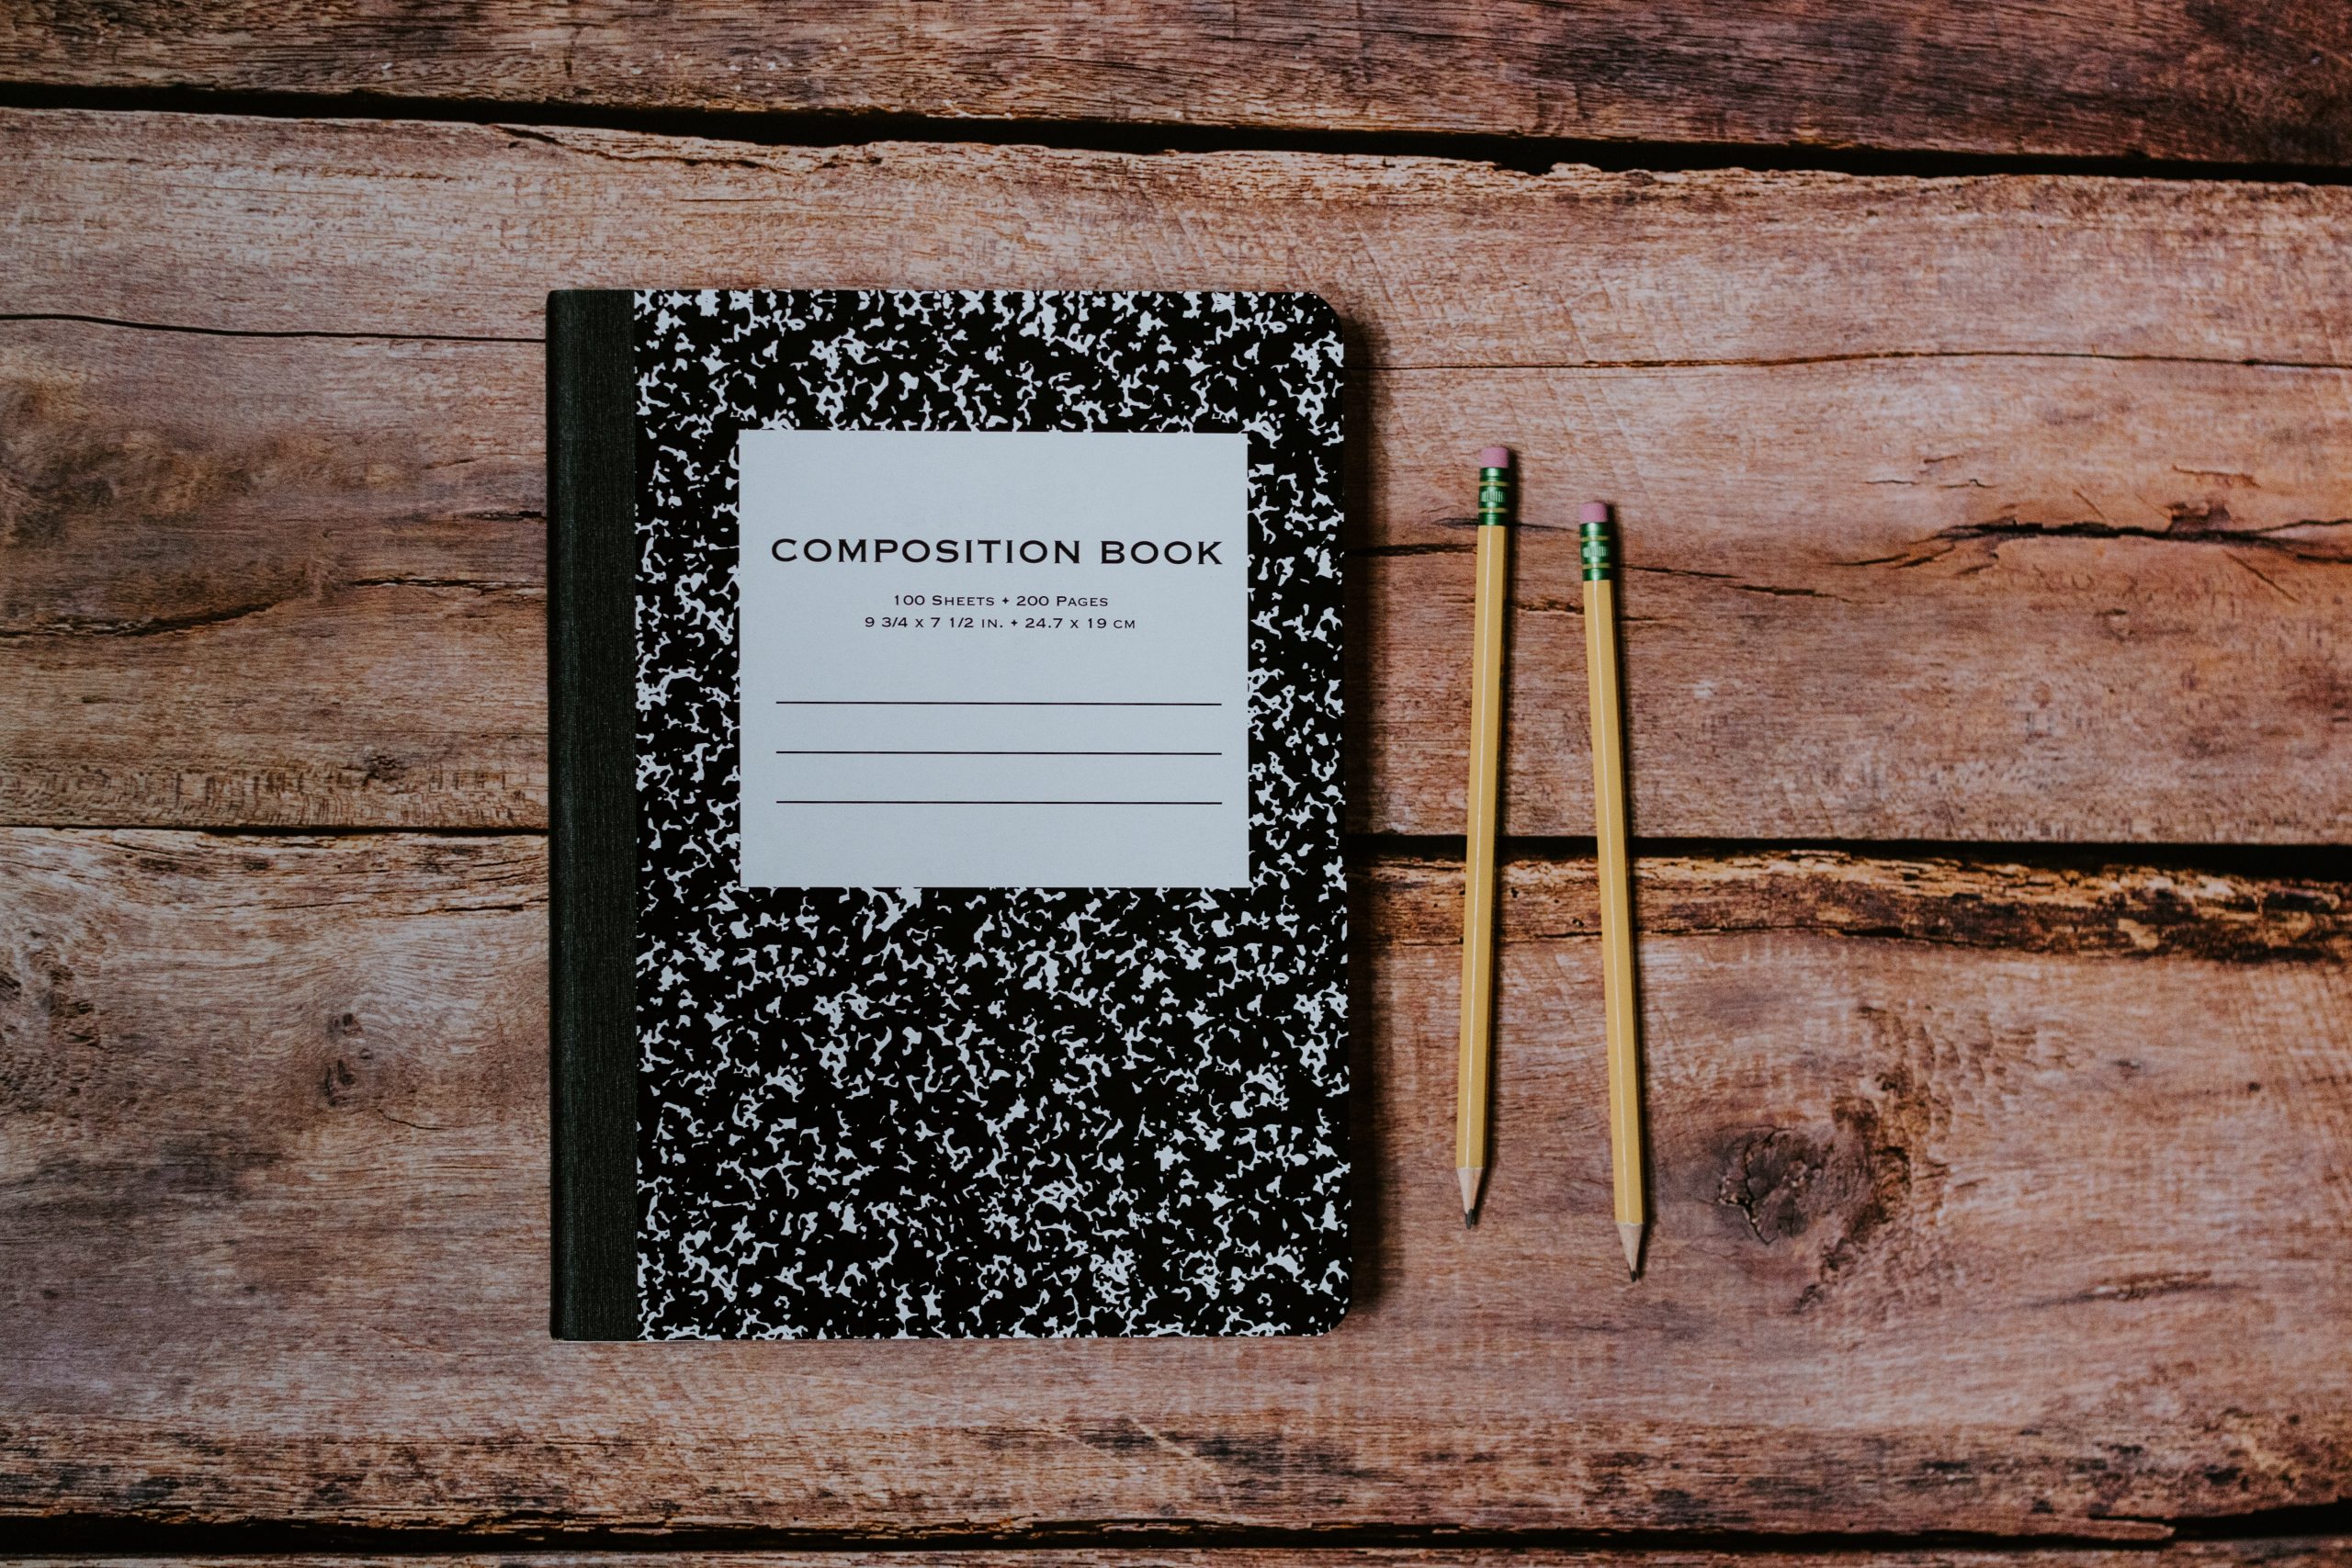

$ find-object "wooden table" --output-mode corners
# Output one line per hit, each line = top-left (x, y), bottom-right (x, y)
(4, 6), (2349, 1566)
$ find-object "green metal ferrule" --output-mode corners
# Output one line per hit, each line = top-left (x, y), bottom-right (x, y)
(1478, 467), (1511, 526)
(1580, 519), (1617, 581)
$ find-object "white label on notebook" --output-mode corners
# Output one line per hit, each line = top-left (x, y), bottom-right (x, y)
(735, 428), (1250, 889)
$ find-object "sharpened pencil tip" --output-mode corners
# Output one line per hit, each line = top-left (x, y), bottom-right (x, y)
(1619, 1221), (1645, 1278)
(1458, 1166), (1485, 1222)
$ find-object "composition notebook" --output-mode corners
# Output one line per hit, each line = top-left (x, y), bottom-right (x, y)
(548, 289), (1349, 1339)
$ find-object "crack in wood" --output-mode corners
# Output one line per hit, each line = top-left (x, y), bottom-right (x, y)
(0, 310), (539, 345)
(1841, 510), (2352, 570)
(12, 313), (2345, 377)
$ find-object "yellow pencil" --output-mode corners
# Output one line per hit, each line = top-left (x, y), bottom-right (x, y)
(1456, 447), (1512, 1224)
(1580, 500), (1646, 1277)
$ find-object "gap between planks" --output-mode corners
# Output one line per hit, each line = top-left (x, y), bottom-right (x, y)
(5, 0), (2352, 175)
(4, 79), (2352, 189)
(6, 1529), (2352, 1560)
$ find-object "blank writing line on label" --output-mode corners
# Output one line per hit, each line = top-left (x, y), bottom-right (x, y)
(775, 699), (1223, 706)
(780, 757), (1232, 761)
(776, 799), (1225, 807)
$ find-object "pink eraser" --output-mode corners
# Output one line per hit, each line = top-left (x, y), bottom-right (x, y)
(1579, 502), (1611, 524)
(1478, 446), (1512, 468)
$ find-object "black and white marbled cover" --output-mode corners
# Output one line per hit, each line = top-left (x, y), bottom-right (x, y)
(628, 290), (1348, 1337)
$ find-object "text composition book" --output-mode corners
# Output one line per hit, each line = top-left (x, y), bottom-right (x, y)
(549, 289), (1348, 1339)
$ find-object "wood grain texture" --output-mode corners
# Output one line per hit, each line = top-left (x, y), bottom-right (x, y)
(27, 1549), (2352, 1568)
(5, 112), (2350, 840)
(6, 830), (2347, 1536)
(3, 2), (2351, 166)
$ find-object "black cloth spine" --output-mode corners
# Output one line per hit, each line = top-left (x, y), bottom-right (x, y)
(547, 289), (640, 1340)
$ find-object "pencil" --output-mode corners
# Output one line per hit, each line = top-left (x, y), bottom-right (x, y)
(1456, 446), (1512, 1224)
(1580, 501), (1646, 1277)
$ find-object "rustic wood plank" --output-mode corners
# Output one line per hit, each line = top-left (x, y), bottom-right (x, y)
(0, 322), (548, 828)
(5, 111), (2349, 838)
(3, 2), (2350, 166)
(6, 830), (2346, 1535)
(16, 113), (2352, 359)
(26, 1548), (2352, 1568)
(17, 324), (2352, 840)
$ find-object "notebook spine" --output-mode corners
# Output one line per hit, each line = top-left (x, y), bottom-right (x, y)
(547, 289), (643, 1341)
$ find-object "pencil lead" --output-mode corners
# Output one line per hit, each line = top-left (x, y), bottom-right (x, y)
(1458, 1166), (1484, 1223)
(1619, 1221), (1645, 1279)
